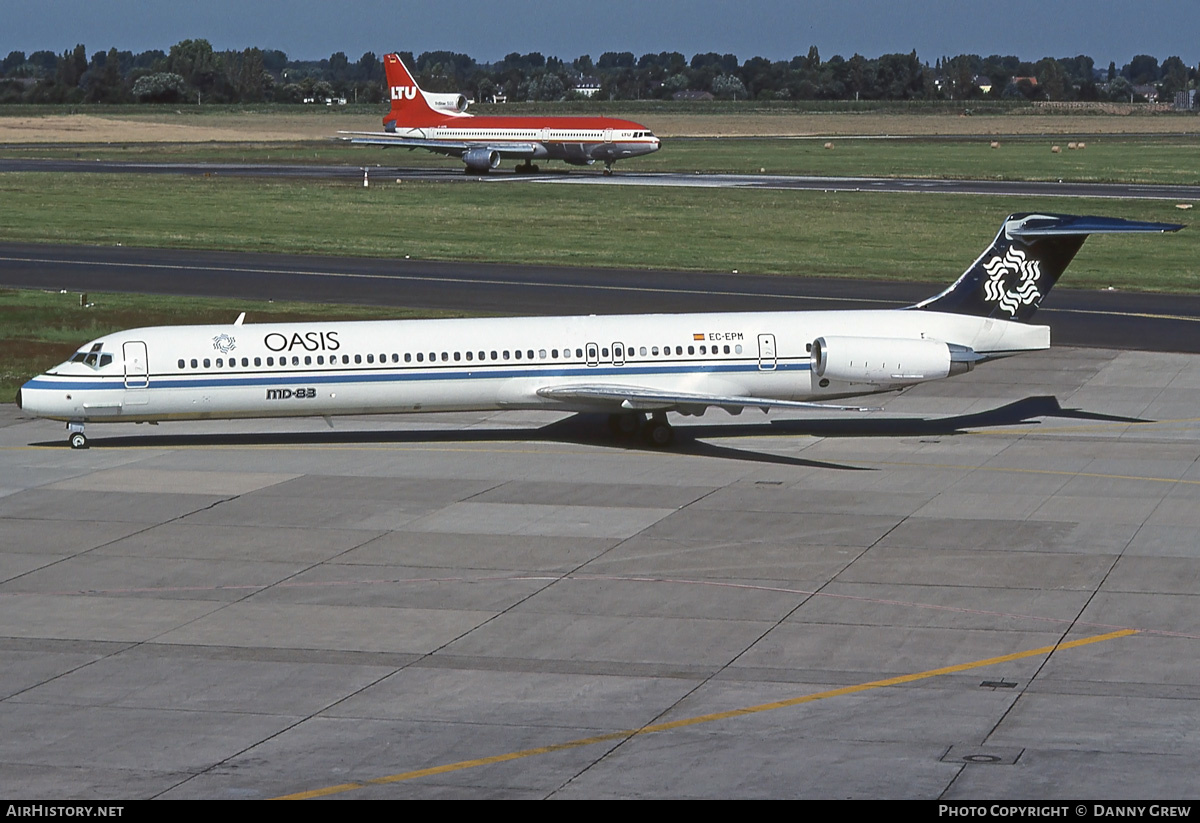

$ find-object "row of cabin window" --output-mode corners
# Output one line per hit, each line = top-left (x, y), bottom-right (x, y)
(177, 343), (745, 371)
(457, 132), (602, 138)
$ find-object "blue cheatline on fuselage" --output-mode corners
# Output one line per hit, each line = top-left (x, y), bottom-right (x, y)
(22, 359), (809, 394)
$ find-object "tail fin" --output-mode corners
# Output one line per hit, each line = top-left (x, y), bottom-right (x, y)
(914, 213), (1183, 321)
(382, 53), (440, 130)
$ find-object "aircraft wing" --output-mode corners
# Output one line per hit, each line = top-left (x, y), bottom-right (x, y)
(535, 384), (879, 415)
(337, 131), (540, 159)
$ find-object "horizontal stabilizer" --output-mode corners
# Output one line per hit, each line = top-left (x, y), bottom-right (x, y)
(1006, 213), (1184, 238)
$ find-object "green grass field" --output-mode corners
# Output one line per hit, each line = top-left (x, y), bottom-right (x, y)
(0, 172), (1193, 285)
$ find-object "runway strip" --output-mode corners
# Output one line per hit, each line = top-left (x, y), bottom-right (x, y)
(3, 158), (1200, 201)
(526, 172), (1200, 201)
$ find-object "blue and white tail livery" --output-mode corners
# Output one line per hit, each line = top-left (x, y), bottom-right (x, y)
(17, 213), (1182, 449)
(914, 213), (1180, 321)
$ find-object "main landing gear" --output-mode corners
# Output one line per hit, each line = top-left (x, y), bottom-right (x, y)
(607, 412), (674, 448)
(514, 161), (541, 174)
(603, 161), (615, 176)
(67, 421), (88, 450)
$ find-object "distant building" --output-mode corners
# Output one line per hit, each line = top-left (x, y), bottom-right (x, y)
(1132, 84), (1159, 103)
(571, 75), (601, 97)
(930, 73), (990, 96)
(1175, 89), (1197, 110)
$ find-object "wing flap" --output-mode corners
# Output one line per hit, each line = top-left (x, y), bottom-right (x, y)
(536, 384), (879, 414)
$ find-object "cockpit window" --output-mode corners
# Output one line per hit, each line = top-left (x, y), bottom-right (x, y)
(70, 343), (113, 369)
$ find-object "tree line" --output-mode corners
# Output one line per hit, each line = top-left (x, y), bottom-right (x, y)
(0, 39), (1194, 105)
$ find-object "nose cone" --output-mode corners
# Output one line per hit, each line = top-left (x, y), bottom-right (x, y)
(16, 377), (50, 416)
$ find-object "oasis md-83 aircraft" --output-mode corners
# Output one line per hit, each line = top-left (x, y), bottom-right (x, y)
(17, 213), (1182, 450)
(338, 52), (660, 173)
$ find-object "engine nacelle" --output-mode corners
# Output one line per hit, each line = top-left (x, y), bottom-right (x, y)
(462, 148), (501, 172)
(811, 336), (975, 386)
(422, 91), (469, 113)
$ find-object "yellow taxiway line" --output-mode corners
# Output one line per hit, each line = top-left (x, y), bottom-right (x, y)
(275, 628), (1137, 800)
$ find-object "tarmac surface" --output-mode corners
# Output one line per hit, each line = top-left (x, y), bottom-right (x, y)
(3, 345), (1200, 799)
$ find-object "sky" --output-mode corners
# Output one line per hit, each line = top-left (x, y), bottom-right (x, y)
(3, 0), (1197, 68)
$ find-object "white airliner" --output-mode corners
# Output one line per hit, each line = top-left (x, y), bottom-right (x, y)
(338, 53), (661, 173)
(17, 213), (1181, 450)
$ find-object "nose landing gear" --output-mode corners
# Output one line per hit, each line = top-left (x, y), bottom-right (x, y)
(67, 422), (88, 450)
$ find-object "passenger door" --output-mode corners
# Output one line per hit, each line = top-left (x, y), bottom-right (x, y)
(123, 341), (149, 388)
(123, 340), (150, 405)
(757, 334), (777, 371)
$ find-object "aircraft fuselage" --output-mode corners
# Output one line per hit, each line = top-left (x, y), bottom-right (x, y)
(18, 309), (1046, 426)
(396, 118), (660, 164)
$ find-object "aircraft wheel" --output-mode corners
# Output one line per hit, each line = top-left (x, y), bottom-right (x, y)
(608, 412), (644, 438)
(69, 432), (88, 450)
(643, 418), (674, 448)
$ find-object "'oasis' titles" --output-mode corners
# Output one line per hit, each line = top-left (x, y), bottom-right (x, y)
(263, 331), (341, 352)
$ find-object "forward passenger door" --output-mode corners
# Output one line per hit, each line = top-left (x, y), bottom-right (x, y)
(757, 334), (777, 371)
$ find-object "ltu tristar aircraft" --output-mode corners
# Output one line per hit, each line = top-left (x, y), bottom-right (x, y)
(338, 52), (660, 173)
(18, 214), (1181, 450)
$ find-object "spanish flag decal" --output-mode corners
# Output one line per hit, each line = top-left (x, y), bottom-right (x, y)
(693, 333), (705, 341)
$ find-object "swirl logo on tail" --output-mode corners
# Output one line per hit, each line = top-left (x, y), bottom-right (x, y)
(981, 247), (1041, 316)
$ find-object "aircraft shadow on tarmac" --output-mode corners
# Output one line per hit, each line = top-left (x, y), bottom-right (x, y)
(30, 396), (1148, 470)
